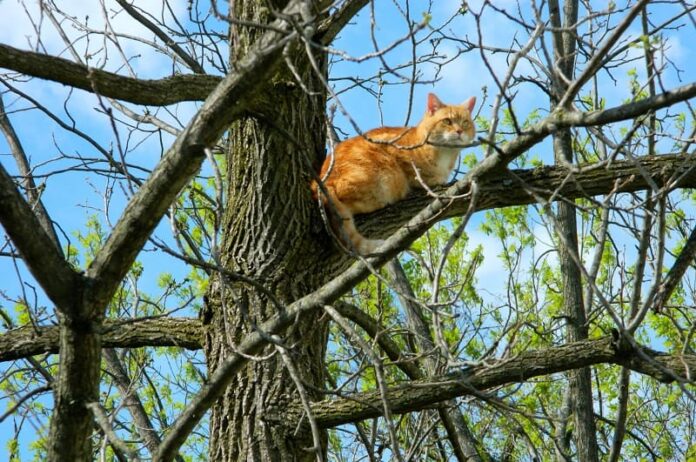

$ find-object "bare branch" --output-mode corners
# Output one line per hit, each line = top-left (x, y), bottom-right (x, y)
(325, 305), (405, 462)
(0, 317), (202, 362)
(0, 43), (220, 106)
(84, 6), (301, 310)
(496, 82), (696, 165)
(334, 301), (422, 379)
(0, 162), (81, 312)
(651, 223), (696, 313)
(113, 0), (206, 74)
(87, 401), (142, 462)
(315, 0), (369, 44)
(558, 0), (650, 108)
(304, 336), (696, 429)
(0, 94), (60, 248)
(103, 349), (186, 462)
(0, 385), (51, 423)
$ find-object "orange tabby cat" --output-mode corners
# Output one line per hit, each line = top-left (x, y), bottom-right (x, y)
(313, 93), (476, 254)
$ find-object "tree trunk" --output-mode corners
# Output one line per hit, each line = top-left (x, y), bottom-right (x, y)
(548, 0), (600, 459)
(204, 2), (330, 460)
(48, 313), (102, 462)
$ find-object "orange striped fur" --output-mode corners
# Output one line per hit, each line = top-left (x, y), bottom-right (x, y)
(312, 93), (476, 254)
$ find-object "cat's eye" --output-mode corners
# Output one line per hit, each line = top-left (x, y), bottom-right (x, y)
(442, 118), (452, 126)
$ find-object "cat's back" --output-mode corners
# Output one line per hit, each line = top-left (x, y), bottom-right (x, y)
(353, 126), (415, 146)
(333, 126), (415, 159)
(319, 126), (415, 189)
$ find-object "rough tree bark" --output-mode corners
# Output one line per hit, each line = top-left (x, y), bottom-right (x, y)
(203, 1), (331, 459)
(549, 0), (600, 459)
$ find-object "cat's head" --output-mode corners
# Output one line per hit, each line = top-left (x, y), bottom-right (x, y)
(420, 93), (476, 146)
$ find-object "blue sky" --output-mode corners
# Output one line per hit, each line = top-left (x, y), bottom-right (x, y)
(0, 0), (694, 458)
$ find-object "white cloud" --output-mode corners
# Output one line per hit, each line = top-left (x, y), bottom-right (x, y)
(0, 0), (198, 155)
(0, 0), (189, 77)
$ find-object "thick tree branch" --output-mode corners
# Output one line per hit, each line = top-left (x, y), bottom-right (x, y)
(315, 0), (369, 44)
(113, 0), (206, 74)
(550, 0), (600, 456)
(357, 153), (696, 243)
(84, 8), (301, 310)
(303, 336), (696, 429)
(0, 162), (81, 312)
(653, 223), (696, 312)
(0, 318), (202, 362)
(0, 43), (220, 106)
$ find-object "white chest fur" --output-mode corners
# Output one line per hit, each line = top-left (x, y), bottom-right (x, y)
(432, 147), (461, 184)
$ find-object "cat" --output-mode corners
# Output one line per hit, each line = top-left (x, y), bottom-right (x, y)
(312, 93), (476, 254)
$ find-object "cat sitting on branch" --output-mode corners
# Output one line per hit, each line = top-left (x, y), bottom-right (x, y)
(312, 93), (477, 254)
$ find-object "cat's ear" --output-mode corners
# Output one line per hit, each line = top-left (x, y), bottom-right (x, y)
(463, 96), (476, 114)
(427, 93), (445, 115)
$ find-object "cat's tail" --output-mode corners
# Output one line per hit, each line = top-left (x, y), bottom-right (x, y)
(313, 184), (384, 255)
